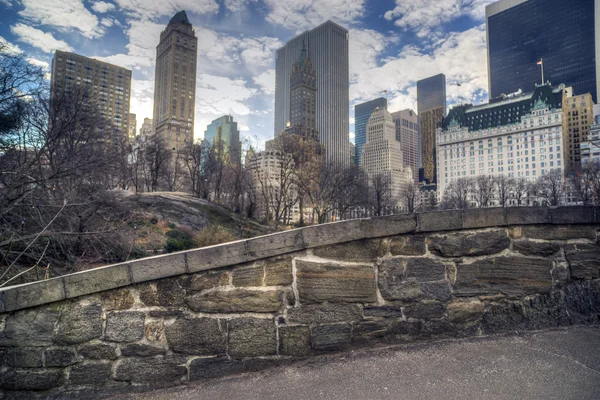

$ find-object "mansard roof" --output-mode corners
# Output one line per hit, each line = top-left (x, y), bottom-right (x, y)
(169, 11), (191, 26)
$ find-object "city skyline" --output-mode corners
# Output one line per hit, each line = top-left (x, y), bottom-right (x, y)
(0, 0), (495, 150)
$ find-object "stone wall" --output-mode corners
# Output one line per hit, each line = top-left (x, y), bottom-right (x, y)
(1, 207), (599, 398)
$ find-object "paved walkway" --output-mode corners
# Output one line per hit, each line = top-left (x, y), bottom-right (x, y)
(121, 327), (600, 400)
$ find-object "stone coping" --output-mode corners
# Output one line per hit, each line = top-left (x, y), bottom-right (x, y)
(0, 206), (597, 313)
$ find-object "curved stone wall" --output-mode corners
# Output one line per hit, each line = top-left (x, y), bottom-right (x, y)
(0, 206), (599, 397)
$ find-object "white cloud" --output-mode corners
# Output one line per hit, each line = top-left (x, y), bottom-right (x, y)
(26, 57), (50, 70)
(19, 0), (104, 39)
(113, 0), (218, 20)
(264, 0), (366, 32)
(253, 69), (275, 95)
(92, 1), (116, 13)
(349, 28), (398, 81)
(224, 0), (258, 12)
(11, 24), (74, 53)
(0, 36), (22, 54)
(195, 74), (257, 116)
(129, 78), (155, 127)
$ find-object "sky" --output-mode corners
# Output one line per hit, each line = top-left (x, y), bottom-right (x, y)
(0, 0), (495, 149)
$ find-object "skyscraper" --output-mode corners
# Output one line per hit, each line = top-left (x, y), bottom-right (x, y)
(128, 113), (137, 143)
(50, 50), (132, 147)
(486, 0), (597, 101)
(417, 74), (446, 184)
(562, 92), (595, 171)
(204, 115), (241, 160)
(354, 98), (387, 166)
(152, 11), (198, 151)
(391, 109), (419, 182)
(274, 20), (349, 168)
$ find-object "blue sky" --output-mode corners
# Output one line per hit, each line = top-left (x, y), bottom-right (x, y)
(0, 0), (494, 149)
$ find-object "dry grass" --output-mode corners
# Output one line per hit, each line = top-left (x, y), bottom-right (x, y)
(194, 225), (236, 248)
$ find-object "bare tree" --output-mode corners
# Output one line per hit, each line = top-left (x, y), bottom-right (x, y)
(368, 172), (395, 216)
(441, 177), (472, 210)
(143, 134), (171, 192)
(535, 170), (565, 206)
(494, 175), (514, 207)
(401, 181), (419, 213)
(568, 166), (594, 205)
(473, 175), (496, 207)
(588, 162), (600, 205)
(513, 177), (528, 206)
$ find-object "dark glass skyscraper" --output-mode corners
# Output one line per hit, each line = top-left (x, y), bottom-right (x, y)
(486, 0), (597, 101)
(354, 97), (387, 165)
(417, 74), (446, 184)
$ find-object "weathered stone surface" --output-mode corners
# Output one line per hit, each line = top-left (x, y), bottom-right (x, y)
(187, 289), (283, 313)
(101, 288), (134, 310)
(405, 258), (447, 281)
(130, 253), (186, 283)
(377, 258), (406, 301)
(44, 348), (77, 367)
(362, 214), (417, 238)
(189, 357), (243, 381)
(63, 263), (130, 299)
(54, 303), (103, 345)
(148, 310), (185, 318)
(296, 260), (376, 304)
(120, 343), (165, 357)
(279, 325), (311, 357)
(310, 323), (352, 352)
(550, 206), (595, 224)
(231, 263), (263, 287)
(246, 230), (304, 260)
(165, 317), (225, 355)
(454, 257), (553, 296)
(183, 271), (229, 292)
(419, 210), (462, 232)
(5, 348), (43, 368)
(145, 321), (164, 342)
(242, 357), (293, 373)
(313, 239), (386, 262)
(523, 225), (596, 240)
(286, 303), (362, 324)
(392, 320), (422, 336)
(137, 283), (159, 306)
(228, 318), (277, 358)
(390, 235), (426, 256)
(421, 281), (452, 301)
(463, 208), (505, 229)
(428, 230), (510, 257)
(0, 368), (65, 390)
(446, 301), (485, 324)
(69, 361), (112, 385)
(186, 240), (247, 273)
(2, 277), (65, 312)
(565, 244), (600, 279)
(2, 306), (61, 346)
(403, 303), (445, 320)
(156, 278), (187, 307)
(352, 320), (394, 342)
(78, 341), (117, 360)
(563, 280), (600, 323)
(512, 240), (561, 257)
(302, 219), (363, 248)
(115, 356), (187, 383)
(264, 258), (293, 286)
(505, 207), (550, 225)
(363, 306), (403, 318)
(105, 311), (145, 342)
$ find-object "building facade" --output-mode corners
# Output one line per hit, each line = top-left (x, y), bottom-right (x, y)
(139, 118), (153, 137)
(581, 104), (600, 165)
(486, 0), (597, 102)
(391, 109), (419, 182)
(128, 113), (137, 143)
(354, 98), (387, 166)
(563, 93), (595, 171)
(274, 20), (349, 168)
(50, 50), (132, 147)
(152, 11), (198, 151)
(437, 83), (568, 200)
(204, 115), (241, 161)
(417, 74), (446, 184)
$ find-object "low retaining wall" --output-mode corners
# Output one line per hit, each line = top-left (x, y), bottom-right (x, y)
(0, 206), (599, 398)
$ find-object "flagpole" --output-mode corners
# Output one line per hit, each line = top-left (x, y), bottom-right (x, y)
(540, 58), (544, 85)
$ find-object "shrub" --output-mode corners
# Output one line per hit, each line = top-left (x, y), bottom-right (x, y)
(194, 225), (236, 248)
(164, 229), (195, 253)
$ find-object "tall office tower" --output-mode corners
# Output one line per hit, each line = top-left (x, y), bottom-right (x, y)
(581, 104), (600, 165)
(562, 93), (595, 171)
(349, 142), (356, 165)
(354, 98), (387, 166)
(152, 11), (198, 151)
(361, 107), (412, 206)
(204, 115), (241, 160)
(486, 0), (597, 102)
(274, 20), (349, 168)
(391, 109), (419, 182)
(417, 74), (446, 184)
(51, 50), (132, 147)
(128, 113), (137, 143)
(139, 118), (153, 136)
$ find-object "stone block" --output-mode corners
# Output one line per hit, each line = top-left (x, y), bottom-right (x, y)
(420, 281), (452, 301)
(377, 258), (406, 301)
(512, 240), (561, 257)
(246, 230), (304, 260)
(2, 306), (61, 346)
(279, 325), (311, 357)
(182, 271), (229, 292)
(446, 301), (484, 324)
(310, 323), (351, 352)
(418, 210), (462, 232)
(228, 318), (277, 358)
(363, 306), (403, 318)
(187, 289), (283, 313)
(165, 317), (225, 355)
(405, 258), (447, 282)
(44, 348), (77, 367)
(313, 239), (386, 262)
(78, 341), (117, 360)
(130, 253), (186, 284)
(301, 219), (364, 248)
(428, 230), (510, 257)
(403, 303), (445, 320)
(156, 278), (187, 307)
(54, 303), (103, 345)
(5, 348), (43, 368)
(523, 225), (596, 240)
(0, 368), (65, 391)
(361, 213), (417, 238)
(145, 321), (165, 342)
(120, 343), (165, 357)
(454, 256), (553, 296)
(63, 263), (130, 299)
(105, 311), (145, 342)
(391, 320), (422, 336)
(390, 235), (426, 256)
(286, 303), (363, 324)
(186, 240), (248, 273)
(463, 208), (506, 229)
(148, 310), (185, 318)
(565, 244), (600, 279)
(69, 361), (112, 385)
(563, 280), (600, 323)
(137, 283), (159, 306)
(352, 320), (394, 342)
(505, 207), (550, 225)
(264, 257), (293, 286)
(296, 260), (376, 304)
(101, 287), (134, 310)
(550, 206), (595, 224)
(189, 357), (244, 381)
(114, 356), (187, 383)
(232, 263), (263, 287)
(2, 277), (64, 312)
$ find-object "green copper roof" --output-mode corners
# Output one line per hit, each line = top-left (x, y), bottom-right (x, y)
(169, 11), (191, 26)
